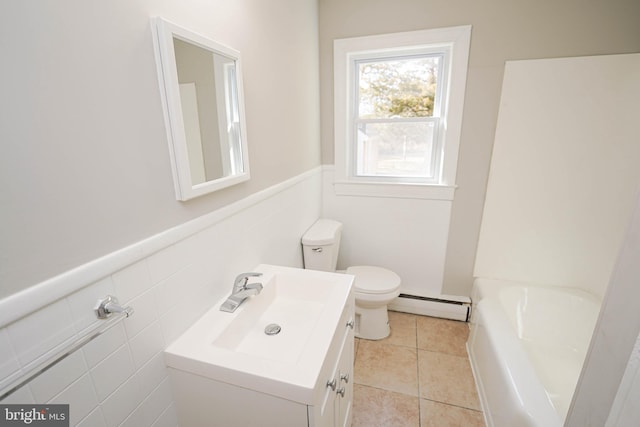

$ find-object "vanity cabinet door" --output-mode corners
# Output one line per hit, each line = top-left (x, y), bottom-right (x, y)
(335, 316), (354, 427)
(317, 372), (339, 427)
(315, 319), (353, 426)
(309, 295), (355, 427)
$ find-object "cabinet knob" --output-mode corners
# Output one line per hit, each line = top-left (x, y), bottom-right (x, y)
(346, 319), (354, 329)
(326, 378), (337, 390)
(336, 387), (346, 397)
(340, 373), (349, 383)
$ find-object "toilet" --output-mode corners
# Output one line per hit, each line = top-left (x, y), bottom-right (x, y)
(301, 219), (401, 340)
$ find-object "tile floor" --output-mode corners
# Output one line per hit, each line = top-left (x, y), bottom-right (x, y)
(352, 311), (485, 426)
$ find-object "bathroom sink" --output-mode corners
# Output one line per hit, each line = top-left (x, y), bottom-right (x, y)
(213, 267), (335, 363)
(164, 264), (354, 404)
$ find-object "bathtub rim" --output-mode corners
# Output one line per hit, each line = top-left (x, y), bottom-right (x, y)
(468, 277), (602, 427)
(468, 296), (562, 427)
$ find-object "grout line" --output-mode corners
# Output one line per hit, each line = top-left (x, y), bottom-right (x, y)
(353, 312), (484, 426)
(415, 314), (422, 426)
(354, 381), (482, 413)
(353, 383), (419, 398)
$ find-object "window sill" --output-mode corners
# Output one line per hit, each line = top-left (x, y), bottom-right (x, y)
(333, 181), (456, 201)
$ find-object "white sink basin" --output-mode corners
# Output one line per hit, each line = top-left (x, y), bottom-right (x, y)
(164, 264), (354, 404)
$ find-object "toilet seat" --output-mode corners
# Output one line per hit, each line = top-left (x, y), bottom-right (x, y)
(346, 266), (401, 294)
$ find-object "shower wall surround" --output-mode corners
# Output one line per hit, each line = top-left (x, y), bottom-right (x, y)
(474, 53), (640, 299)
(0, 170), (321, 426)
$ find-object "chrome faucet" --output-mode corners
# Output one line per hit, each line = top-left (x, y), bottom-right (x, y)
(220, 272), (263, 313)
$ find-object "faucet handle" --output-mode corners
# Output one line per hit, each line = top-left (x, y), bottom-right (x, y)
(234, 272), (263, 287)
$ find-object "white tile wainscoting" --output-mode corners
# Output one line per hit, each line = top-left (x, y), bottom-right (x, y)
(0, 168), (322, 427)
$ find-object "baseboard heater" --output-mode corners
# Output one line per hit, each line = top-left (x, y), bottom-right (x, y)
(388, 293), (471, 322)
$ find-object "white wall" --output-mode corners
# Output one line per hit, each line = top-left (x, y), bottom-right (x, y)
(0, 0), (322, 425)
(0, 170), (322, 426)
(606, 333), (640, 427)
(318, 0), (640, 297)
(0, 0), (320, 298)
(474, 54), (640, 299)
(568, 188), (640, 426)
(322, 168), (452, 297)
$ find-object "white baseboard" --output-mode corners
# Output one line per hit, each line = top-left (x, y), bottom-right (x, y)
(389, 294), (471, 322)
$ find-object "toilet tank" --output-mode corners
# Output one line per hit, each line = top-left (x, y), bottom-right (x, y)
(301, 219), (342, 272)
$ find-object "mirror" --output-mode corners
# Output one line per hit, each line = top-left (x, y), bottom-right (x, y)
(152, 17), (250, 201)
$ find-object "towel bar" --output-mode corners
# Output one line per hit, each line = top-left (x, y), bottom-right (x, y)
(0, 295), (133, 401)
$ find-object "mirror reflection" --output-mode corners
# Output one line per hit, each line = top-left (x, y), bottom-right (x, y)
(173, 38), (243, 185)
(153, 17), (250, 201)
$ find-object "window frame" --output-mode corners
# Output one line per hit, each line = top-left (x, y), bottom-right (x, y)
(333, 26), (471, 200)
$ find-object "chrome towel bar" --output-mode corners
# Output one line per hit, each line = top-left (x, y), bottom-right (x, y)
(0, 295), (133, 401)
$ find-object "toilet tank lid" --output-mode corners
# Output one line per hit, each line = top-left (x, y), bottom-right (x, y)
(302, 219), (343, 245)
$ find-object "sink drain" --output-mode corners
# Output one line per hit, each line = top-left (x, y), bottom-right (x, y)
(264, 323), (282, 335)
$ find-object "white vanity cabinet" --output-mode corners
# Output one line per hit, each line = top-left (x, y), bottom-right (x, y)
(168, 293), (355, 427)
(165, 265), (355, 427)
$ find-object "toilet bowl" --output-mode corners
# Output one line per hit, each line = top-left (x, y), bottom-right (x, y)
(301, 219), (401, 340)
(347, 266), (401, 340)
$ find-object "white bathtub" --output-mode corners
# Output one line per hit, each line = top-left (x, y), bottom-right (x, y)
(467, 278), (601, 427)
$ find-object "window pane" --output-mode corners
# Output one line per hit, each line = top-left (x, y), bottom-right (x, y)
(357, 56), (440, 119)
(356, 120), (436, 178)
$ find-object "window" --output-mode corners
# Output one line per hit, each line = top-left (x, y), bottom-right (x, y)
(333, 26), (471, 200)
(355, 53), (444, 182)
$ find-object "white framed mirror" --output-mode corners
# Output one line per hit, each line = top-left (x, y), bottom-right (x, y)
(152, 17), (250, 201)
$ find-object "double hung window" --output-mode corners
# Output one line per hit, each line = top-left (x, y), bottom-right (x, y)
(334, 26), (471, 199)
(354, 51), (445, 183)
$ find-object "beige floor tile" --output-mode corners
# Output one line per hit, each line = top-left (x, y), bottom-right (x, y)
(418, 350), (480, 410)
(420, 399), (485, 427)
(355, 340), (419, 396)
(353, 313), (485, 426)
(352, 384), (420, 427)
(417, 316), (469, 357)
(379, 311), (417, 348)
